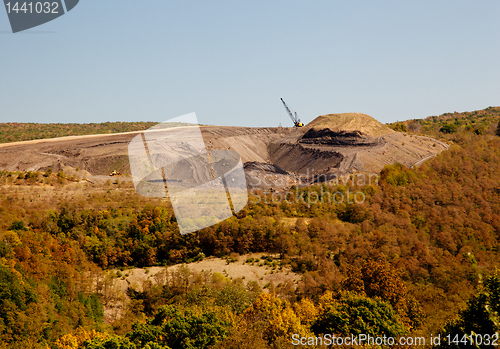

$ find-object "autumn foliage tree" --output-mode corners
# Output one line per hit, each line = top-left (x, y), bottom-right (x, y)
(341, 260), (424, 330)
(240, 293), (312, 344)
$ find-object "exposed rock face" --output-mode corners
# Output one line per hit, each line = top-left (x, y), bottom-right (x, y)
(299, 128), (381, 147)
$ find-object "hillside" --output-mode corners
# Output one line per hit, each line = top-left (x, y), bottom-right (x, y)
(389, 105), (500, 136)
(0, 121), (160, 143)
(0, 114), (446, 190)
(0, 107), (500, 348)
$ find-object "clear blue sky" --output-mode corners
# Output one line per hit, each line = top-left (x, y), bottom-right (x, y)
(1, 1), (499, 127)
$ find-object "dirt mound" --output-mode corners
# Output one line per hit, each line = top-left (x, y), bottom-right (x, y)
(306, 113), (394, 136)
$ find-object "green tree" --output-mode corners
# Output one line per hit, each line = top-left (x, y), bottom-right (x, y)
(440, 123), (458, 134)
(440, 269), (500, 348)
(215, 280), (255, 314)
(312, 291), (407, 337)
(0, 263), (37, 343)
(128, 305), (228, 349)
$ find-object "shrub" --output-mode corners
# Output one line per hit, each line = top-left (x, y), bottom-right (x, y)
(440, 269), (500, 348)
(440, 123), (458, 134)
(392, 123), (408, 132)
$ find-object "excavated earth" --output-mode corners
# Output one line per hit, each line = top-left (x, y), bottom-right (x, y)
(0, 114), (448, 190)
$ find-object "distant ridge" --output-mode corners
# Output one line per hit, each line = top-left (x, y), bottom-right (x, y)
(0, 121), (159, 144)
(306, 112), (394, 136)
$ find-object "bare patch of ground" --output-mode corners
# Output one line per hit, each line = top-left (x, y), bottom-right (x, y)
(113, 254), (297, 294)
(102, 254), (300, 323)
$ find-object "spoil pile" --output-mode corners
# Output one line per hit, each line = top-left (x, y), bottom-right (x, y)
(0, 113), (448, 189)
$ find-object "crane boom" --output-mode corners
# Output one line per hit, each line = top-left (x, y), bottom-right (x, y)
(280, 98), (303, 127)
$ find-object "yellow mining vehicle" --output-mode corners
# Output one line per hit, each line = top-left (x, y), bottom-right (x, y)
(281, 98), (304, 127)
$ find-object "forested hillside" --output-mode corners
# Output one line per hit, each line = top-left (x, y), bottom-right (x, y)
(0, 122), (159, 143)
(1, 107), (500, 348)
(389, 106), (500, 137)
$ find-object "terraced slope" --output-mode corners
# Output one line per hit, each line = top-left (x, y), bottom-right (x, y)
(0, 115), (448, 189)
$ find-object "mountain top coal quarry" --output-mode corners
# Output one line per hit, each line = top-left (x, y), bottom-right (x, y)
(0, 113), (448, 190)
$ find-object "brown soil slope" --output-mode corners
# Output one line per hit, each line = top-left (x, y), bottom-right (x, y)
(268, 113), (447, 177)
(0, 114), (448, 189)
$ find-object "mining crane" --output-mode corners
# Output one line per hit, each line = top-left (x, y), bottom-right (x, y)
(281, 98), (303, 127)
